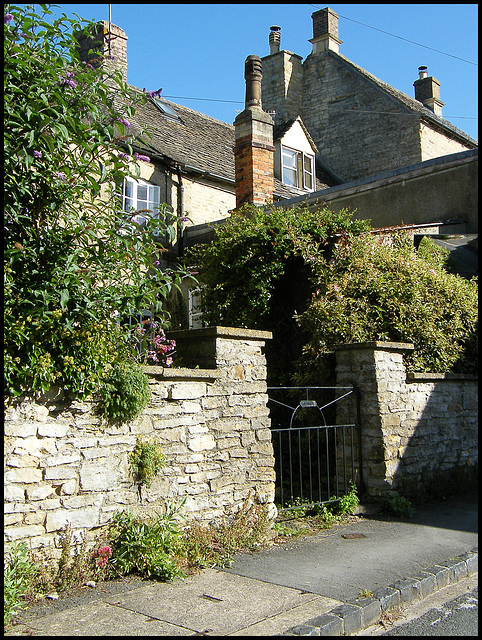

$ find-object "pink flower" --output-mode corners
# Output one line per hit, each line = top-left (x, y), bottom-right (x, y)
(94, 545), (112, 569)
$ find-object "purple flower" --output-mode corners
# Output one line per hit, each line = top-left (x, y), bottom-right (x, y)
(54, 171), (67, 180)
(180, 216), (189, 223)
(4, 13), (13, 24)
(82, 61), (96, 71)
(144, 88), (162, 99)
(33, 150), (42, 158)
(134, 152), (150, 163)
(60, 71), (77, 89)
(117, 117), (131, 128)
(153, 260), (160, 266)
(118, 152), (130, 160)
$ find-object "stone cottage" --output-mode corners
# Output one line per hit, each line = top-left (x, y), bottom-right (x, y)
(75, 8), (477, 317)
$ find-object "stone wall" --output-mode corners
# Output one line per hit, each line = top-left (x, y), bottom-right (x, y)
(334, 342), (478, 500)
(4, 327), (275, 556)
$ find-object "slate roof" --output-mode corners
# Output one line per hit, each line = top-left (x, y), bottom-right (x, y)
(125, 88), (339, 197)
(127, 91), (236, 183)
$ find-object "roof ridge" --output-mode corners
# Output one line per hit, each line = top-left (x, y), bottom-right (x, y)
(327, 51), (477, 145)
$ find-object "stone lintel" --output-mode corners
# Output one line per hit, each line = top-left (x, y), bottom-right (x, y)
(141, 366), (222, 380)
(168, 326), (273, 342)
(333, 341), (414, 352)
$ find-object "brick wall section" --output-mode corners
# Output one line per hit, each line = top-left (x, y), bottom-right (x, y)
(75, 21), (128, 82)
(334, 342), (478, 499)
(234, 108), (275, 207)
(4, 328), (275, 557)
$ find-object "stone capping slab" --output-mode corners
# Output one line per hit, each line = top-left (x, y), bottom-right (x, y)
(141, 366), (222, 380)
(167, 326), (273, 341)
(333, 341), (415, 352)
(284, 548), (478, 636)
(406, 372), (478, 382)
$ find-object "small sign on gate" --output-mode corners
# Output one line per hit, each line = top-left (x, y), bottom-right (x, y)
(300, 400), (318, 408)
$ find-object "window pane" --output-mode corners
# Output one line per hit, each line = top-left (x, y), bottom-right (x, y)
(137, 185), (148, 201)
(304, 155), (314, 190)
(282, 167), (297, 187)
(124, 179), (134, 198)
(282, 148), (297, 169)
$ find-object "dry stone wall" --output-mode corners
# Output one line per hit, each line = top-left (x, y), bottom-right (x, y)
(4, 327), (275, 556)
(334, 342), (478, 500)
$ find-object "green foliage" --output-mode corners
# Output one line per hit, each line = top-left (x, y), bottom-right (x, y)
(328, 481), (360, 515)
(188, 204), (476, 380)
(300, 231), (478, 375)
(416, 236), (454, 271)
(97, 362), (151, 423)
(187, 203), (370, 330)
(107, 505), (186, 581)
(382, 491), (415, 518)
(4, 543), (39, 627)
(129, 437), (166, 487)
(186, 204), (370, 384)
(4, 5), (186, 401)
(178, 497), (271, 569)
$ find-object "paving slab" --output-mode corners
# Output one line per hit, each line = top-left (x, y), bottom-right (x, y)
(5, 492), (477, 637)
(223, 493), (478, 602)
(101, 569), (337, 635)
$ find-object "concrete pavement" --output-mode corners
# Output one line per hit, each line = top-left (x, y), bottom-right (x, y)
(5, 492), (477, 636)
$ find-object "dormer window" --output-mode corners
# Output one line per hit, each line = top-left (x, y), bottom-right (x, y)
(281, 146), (315, 191)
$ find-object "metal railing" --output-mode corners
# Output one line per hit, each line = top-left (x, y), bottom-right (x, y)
(268, 386), (360, 511)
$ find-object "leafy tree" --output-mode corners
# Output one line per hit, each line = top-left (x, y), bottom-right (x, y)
(186, 204), (371, 384)
(4, 5), (185, 400)
(300, 231), (477, 376)
(187, 205), (477, 384)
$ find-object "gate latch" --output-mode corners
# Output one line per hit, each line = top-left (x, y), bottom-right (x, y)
(299, 400), (318, 408)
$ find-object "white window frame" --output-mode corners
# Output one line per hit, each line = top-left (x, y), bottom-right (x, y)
(188, 286), (205, 329)
(122, 177), (161, 225)
(281, 146), (315, 192)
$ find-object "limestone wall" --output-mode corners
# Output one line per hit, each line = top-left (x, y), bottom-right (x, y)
(4, 327), (275, 555)
(334, 342), (478, 500)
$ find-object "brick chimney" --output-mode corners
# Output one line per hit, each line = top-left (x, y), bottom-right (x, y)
(234, 55), (274, 208)
(75, 20), (128, 83)
(413, 66), (444, 116)
(309, 7), (342, 54)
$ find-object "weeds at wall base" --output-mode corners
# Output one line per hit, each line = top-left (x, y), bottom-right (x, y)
(3, 497), (273, 631)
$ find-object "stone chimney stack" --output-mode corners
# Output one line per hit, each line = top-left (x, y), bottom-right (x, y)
(413, 66), (444, 116)
(310, 7), (342, 54)
(269, 26), (281, 54)
(75, 21), (128, 83)
(234, 55), (274, 208)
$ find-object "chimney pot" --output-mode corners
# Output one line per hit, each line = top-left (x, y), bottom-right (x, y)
(244, 55), (263, 109)
(269, 25), (281, 54)
(418, 65), (428, 79)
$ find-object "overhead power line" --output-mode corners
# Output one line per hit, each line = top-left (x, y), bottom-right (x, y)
(307, 4), (477, 66)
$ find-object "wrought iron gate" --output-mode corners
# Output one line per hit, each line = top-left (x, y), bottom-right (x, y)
(268, 386), (361, 512)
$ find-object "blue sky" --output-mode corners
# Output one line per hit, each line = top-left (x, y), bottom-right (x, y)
(19, 4), (478, 141)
